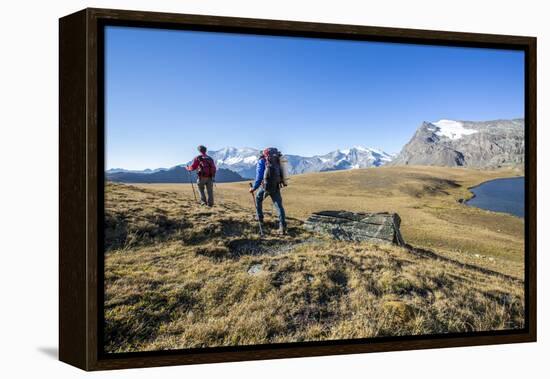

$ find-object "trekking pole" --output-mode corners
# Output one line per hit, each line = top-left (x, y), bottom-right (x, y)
(187, 170), (197, 202)
(249, 183), (264, 237)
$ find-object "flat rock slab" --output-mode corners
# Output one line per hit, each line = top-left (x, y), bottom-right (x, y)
(304, 210), (405, 246)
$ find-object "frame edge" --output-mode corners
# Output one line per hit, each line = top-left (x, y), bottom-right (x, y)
(526, 36), (537, 343)
(59, 8), (89, 371)
(59, 7), (537, 371)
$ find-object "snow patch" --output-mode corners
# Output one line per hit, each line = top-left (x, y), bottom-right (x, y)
(223, 156), (244, 165)
(432, 120), (478, 140)
(243, 155), (258, 164)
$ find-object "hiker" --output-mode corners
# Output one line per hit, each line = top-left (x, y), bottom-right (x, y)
(186, 145), (217, 206)
(249, 147), (287, 235)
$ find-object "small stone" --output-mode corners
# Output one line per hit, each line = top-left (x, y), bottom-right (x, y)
(501, 294), (513, 305)
(247, 264), (263, 275)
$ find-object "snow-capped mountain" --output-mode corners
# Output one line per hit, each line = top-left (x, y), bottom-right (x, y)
(207, 146), (394, 178)
(208, 147), (261, 179)
(106, 146), (394, 182)
(390, 119), (524, 168)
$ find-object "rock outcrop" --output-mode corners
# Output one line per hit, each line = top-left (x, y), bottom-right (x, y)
(304, 210), (405, 246)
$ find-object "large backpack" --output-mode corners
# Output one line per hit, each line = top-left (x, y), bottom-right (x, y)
(197, 155), (216, 178)
(262, 148), (283, 195)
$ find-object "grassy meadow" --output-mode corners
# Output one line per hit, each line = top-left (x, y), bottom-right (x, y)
(104, 165), (525, 353)
(139, 165), (525, 278)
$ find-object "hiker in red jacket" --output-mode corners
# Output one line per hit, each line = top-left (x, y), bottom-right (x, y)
(186, 145), (217, 206)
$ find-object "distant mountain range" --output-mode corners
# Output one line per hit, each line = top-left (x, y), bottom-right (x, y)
(106, 167), (168, 175)
(106, 166), (245, 183)
(390, 119), (524, 168)
(106, 118), (525, 183)
(106, 145), (394, 183)
(209, 146), (394, 178)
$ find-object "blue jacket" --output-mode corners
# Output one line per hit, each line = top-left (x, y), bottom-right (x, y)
(251, 157), (266, 191)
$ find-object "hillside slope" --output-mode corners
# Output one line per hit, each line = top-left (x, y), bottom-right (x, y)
(104, 183), (524, 353)
(148, 166), (524, 278)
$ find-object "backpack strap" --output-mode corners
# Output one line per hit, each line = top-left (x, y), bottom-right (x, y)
(196, 155), (204, 177)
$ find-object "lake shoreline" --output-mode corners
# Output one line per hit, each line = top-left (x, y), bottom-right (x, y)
(464, 176), (525, 218)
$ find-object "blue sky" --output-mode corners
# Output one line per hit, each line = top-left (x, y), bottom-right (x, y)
(105, 26), (524, 170)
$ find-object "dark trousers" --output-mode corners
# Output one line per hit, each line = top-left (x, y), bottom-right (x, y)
(197, 176), (214, 206)
(256, 188), (286, 228)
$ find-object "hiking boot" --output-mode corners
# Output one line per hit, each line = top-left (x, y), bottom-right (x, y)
(199, 201), (207, 206)
(278, 226), (287, 236)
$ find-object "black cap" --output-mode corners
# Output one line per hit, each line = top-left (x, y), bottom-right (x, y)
(198, 145), (207, 153)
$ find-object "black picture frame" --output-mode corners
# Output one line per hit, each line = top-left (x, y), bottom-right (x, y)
(59, 8), (537, 371)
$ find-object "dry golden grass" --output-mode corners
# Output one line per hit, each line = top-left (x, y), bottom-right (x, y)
(139, 165), (525, 278)
(104, 169), (525, 353)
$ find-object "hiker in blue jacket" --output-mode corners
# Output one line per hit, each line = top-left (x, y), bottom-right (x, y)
(249, 148), (287, 235)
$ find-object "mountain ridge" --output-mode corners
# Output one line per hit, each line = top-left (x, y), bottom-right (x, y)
(106, 166), (245, 183)
(106, 117), (524, 181)
(390, 118), (524, 168)
(203, 145), (394, 178)
(107, 145), (395, 180)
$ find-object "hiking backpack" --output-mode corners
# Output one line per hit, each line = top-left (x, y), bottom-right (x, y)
(197, 155), (216, 178)
(262, 147), (283, 195)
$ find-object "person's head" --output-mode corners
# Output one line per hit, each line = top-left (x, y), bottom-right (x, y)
(198, 145), (207, 154)
(263, 147), (279, 158)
